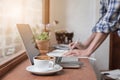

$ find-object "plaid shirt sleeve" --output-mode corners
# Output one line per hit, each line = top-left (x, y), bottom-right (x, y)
(92, 0), (120, 34)
(99, 0), (107, 17)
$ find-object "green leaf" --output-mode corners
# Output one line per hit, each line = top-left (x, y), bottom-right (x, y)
(35, 32), (49, 40)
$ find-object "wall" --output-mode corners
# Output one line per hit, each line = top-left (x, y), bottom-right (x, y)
(93, 0), (110, 79)
(50, 0), (96, 44)
(50, 0), (109, 79)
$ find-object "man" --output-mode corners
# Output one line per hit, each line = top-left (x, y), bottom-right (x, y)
(65, 0), (120, 57)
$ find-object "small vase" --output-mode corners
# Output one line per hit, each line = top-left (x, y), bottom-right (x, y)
(36, 40), (50, 55)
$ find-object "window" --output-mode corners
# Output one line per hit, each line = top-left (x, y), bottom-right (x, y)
(0, 0), (49, 77)
(0, 0), (43, 63)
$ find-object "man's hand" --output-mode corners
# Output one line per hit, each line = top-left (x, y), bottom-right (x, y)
(69, 42), (85, 50)
(64, 49), (90, 57)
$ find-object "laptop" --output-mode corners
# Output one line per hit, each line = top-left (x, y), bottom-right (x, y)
(17, 24), (82, 68)
(17, 24), (39, 65)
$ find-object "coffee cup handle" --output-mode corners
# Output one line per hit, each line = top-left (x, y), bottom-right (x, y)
(49, 61), (54, 69)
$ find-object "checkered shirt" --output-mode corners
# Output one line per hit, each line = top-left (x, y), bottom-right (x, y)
(92, 0), (120, 36)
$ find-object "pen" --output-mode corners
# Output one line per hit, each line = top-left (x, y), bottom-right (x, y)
(70, 39), (79, 50)
(69, 39), (96, 61)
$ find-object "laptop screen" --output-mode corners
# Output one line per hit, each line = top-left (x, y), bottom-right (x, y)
(17, 24), (39, 65)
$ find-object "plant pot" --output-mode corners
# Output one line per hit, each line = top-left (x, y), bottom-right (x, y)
(36, 40), (50, 55)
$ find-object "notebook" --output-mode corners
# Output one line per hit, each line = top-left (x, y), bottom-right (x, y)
(47, 49), (82, 68)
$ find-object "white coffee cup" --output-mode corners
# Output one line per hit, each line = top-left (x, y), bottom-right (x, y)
(33, 55), (55, 71)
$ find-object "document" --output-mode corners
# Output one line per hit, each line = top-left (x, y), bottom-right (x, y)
(47, 49), (68, 57)
(101, 69), (120, 79)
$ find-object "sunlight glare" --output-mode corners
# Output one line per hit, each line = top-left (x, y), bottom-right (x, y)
(5, 6), (22, 19)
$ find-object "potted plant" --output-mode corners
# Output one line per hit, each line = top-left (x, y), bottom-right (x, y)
(33, 20), (59, 54)
(34, 31), (50, 55)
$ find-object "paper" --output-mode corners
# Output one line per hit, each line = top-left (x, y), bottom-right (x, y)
(53, 44), (69, 50)
(101, 69), (120, 79)
(47, 49), (68, 57)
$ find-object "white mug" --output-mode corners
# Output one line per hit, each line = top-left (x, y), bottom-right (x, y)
(33, 56), (55, 71)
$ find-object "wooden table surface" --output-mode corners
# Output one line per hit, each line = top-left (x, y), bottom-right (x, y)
(1, 59), (97, 80)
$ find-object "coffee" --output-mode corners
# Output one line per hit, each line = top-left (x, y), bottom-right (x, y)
(35, 55), (53, 60)
(33, 55), (55, 71)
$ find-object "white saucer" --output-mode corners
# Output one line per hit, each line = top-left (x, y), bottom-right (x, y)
(26, 64), (63, 75)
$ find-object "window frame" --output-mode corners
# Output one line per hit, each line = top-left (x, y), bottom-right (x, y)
(0, 0), (49, 77)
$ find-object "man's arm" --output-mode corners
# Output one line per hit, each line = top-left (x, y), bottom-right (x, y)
(82, 33), (96, 49)
(85, 32), (108, 56)
(68, 33), (96, 49)
(65, 0), (120, 57)
(65, 32), (108, 57)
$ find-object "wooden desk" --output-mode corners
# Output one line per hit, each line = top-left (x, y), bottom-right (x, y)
(1, 59), (97, 80)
